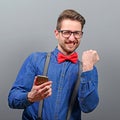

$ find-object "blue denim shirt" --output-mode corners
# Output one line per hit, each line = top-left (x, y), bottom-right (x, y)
(8, 48), (99, 120)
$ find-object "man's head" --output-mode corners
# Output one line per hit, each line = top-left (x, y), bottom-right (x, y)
(55, 9), (86, 55)
(56, 9), (85, 31)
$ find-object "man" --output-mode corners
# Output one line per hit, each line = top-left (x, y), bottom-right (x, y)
(8, 9), (100, 120)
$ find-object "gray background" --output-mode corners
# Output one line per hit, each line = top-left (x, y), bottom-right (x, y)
(0, 0), (120, 120)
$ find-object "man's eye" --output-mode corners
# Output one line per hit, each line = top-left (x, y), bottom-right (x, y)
(63, 31), (70, 34)
(75, 32), (79, 35)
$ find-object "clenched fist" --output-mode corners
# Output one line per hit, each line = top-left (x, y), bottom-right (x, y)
(82, 50), (99, 72)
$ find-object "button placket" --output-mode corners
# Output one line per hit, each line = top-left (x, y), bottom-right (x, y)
(54, 62), (66, 120)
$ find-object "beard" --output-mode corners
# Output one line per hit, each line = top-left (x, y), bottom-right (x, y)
(59, 40), (80, 55)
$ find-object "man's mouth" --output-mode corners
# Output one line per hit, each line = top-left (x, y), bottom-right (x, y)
(66, 41), (77, 45)
(66, 42), (76, 48)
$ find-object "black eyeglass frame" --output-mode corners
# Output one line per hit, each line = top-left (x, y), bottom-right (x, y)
(58, 30), (83, 39)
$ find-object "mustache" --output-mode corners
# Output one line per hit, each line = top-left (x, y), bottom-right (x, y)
(65, 40), (78, 44)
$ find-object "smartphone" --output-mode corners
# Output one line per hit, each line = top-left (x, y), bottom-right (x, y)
(35, 75), (48, 85)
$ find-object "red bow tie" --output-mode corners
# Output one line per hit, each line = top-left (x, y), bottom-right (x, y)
(57, 52), (78, 63)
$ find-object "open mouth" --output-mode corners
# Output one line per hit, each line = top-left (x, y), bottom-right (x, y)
(66, 42), (76, 48)
(66, 41), (77, 45)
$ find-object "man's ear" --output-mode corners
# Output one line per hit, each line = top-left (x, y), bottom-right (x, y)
(54, 30), (59, 39)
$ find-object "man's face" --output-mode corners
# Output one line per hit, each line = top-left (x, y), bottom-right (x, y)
(55, 19), (83, 55)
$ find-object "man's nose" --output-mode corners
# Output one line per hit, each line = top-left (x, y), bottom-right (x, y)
(69, 33), (76, 40)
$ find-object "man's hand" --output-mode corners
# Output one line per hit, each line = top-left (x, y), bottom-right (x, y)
(27, 77), (52, 102)
(82, 49), (100, 72)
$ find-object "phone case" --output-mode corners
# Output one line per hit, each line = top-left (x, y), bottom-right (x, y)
(35, 75), (48, 85)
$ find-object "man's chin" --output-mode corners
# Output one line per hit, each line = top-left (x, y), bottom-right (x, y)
(67, 45), (77, 51)
(66, 48), (76, 54)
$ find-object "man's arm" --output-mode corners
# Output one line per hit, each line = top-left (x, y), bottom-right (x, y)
(78, 66), (99, 113)
(8, 54), (36, 109)
(78, 49), (99, 113)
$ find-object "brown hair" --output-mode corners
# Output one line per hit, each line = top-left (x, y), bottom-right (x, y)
(56, 9), (86, 30)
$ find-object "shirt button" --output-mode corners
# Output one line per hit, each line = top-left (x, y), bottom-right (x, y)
(56, 100), (60, 104)
(54, 115), (58, 120)
(58, 87), (62, 91)
(62, 74), (64, 77)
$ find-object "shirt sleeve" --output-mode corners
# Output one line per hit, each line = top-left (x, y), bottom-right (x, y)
(8, 53), (37, 109)
(78, 66), (99, 113)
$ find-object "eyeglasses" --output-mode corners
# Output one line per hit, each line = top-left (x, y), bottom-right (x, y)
(58, 30), (83, 39)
